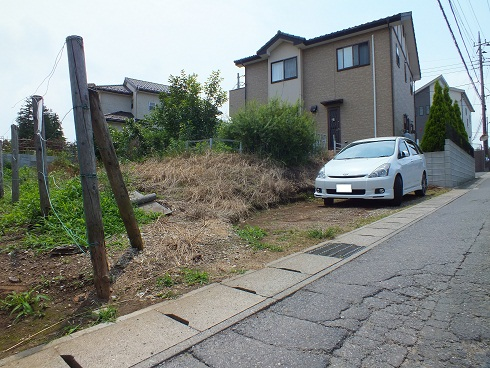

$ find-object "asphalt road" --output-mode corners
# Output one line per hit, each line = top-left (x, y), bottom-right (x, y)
(155, 176), (490, 368)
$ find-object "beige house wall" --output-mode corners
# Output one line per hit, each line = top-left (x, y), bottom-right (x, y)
(391, 24), (416, 136)
(133, 91), (160, 120)
(303, 28), (394, 145)
(245, 60), (268, 105)
(229, 88), (245, 116)
(98, 92), (131, 116)
(268, 43), (302, 104)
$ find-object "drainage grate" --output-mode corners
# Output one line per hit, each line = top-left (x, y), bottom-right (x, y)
(307, 243), (364, 259)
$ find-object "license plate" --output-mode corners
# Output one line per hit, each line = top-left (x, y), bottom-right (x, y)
(336, 184), (352, 193)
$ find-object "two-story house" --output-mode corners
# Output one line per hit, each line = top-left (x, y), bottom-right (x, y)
(414, 75), (474, 143)
(229, 12), (421, 150)
(91, 77), (168, 130)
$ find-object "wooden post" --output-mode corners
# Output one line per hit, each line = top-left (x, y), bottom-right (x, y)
(0, 139), (4, 199)
(33, 95), (50, 216)
(66, 35), (110, 301)
(89, 89), (144, 250)
(11, 125), (19, 203)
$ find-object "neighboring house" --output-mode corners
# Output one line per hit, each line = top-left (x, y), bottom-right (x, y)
(91, 77), (168, 130)
(229, 12), (421, 150)
(414, 75), (474, 143)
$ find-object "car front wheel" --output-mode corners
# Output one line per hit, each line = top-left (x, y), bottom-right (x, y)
(391, 175), (403, 206)
(323, 198), (334, 206)
(415, 172), (427, 197)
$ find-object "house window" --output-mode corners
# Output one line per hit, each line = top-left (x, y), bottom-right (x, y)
(337, 42), (369, 71)
(404, 64), (407, 82)
(419, 106), (424, 116)
(149, 102), (157, 111)
(271, 57), (297, 83)
(426, 105), (430, 115)
(396, 44), (400, 67)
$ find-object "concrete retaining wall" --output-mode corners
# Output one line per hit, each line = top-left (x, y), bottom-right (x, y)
(425, 139), (475, 188)
(2, 153), (56, 168)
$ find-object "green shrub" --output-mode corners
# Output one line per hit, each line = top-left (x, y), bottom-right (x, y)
(220, 98), (316, 165)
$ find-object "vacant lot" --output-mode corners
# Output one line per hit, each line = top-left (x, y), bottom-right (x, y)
(0, 152), (446, 358)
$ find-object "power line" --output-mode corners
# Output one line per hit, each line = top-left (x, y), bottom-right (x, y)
(448, 0), (481, 82)
(437, 0), (481, 99)
(468, 0), (485, 40)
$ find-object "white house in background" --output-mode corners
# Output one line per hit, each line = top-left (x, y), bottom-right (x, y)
(414, 75), (474, 143)
(90, 77), (168, 130)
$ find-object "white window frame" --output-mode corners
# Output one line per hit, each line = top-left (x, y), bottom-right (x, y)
(337, 42), (370, 71)
(271, 57), (298, 83)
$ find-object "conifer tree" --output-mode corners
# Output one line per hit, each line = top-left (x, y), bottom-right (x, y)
(15, 98), (66, 151)
(420, 82), (469, 152)
(420, 82), (446, 152)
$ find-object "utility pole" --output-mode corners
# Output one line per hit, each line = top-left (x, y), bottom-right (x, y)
(477, 32), (488, 161)
(66, 35), (111, 301)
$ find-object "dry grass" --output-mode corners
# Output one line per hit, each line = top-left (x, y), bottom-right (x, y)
(126, 152), (322, 223)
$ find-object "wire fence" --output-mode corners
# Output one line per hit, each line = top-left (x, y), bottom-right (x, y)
(185, 138), (242, 153)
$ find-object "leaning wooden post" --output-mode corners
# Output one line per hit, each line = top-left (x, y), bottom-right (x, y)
(33, 95), (50, 216)
(89, 89), (144, 251)
(11, 125), (19, 203)
(0, 139), (4, 199)
(66, 35), (111, 301)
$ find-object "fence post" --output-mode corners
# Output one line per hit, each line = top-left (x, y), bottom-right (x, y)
(67, 35), (111, 301)
(209, 137), (213, 150)
(0, 139), (3, 199)
(89, 89), (144, 251)
(11, 125), (19, 203)
(33, 95), (50, 216)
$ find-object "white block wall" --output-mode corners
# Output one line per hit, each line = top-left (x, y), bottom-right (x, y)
(425, 139), (475, 188)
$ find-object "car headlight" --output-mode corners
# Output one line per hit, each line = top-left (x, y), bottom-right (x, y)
(368, 163), (390, 178)
(317, 167), (326, 179)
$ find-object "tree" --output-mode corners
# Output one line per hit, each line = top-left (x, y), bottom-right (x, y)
(16, 98), (66, 151)
(220, 98), (316, 166)
(147, 70), (228, 145)
(420, 82), (468, 152)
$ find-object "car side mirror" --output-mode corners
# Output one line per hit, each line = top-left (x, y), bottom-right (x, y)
(399, 150), (409, 159)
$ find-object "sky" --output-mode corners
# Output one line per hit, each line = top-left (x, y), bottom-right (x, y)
(1, 0), (489, 148)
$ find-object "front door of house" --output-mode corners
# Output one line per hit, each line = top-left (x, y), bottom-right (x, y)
(328, 107), (341, 150)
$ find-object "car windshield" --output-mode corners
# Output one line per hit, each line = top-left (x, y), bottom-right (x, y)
(335, 140), (395, 160)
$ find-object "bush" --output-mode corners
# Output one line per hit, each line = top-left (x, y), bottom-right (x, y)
(421, 82), (469, 152)
(220, 98), (316, 166)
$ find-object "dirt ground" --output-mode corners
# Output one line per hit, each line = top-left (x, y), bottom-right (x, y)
(0, 189), (445, 359)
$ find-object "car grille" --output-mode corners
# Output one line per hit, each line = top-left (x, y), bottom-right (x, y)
(326, 189), (366, 195)
(328, 175), (366, 179)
